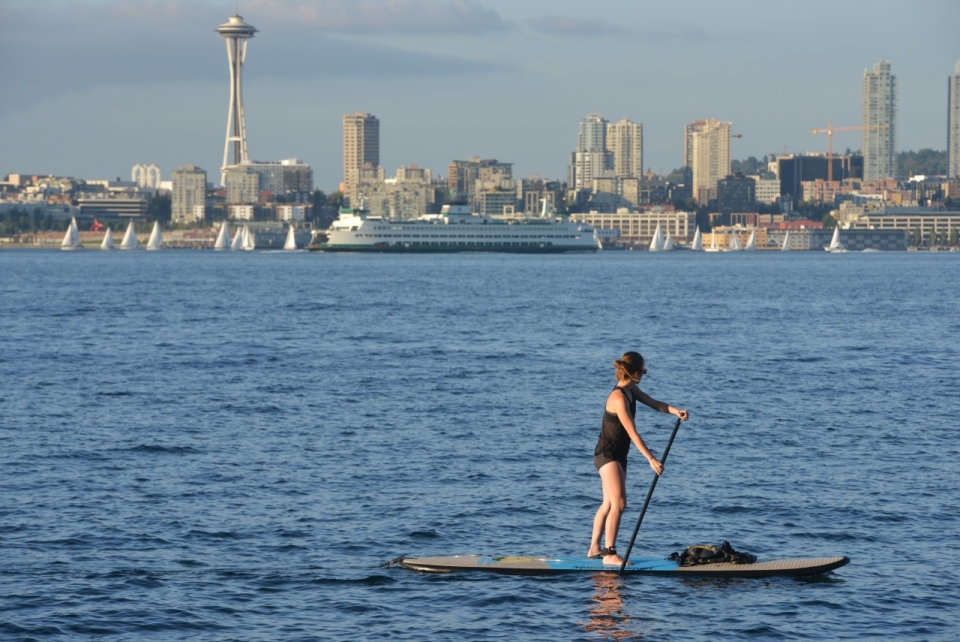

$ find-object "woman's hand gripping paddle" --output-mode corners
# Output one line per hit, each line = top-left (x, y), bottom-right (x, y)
(618, 416), (683, 576)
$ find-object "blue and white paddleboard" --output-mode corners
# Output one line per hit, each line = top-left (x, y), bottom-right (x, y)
(400, 554), (849, 578)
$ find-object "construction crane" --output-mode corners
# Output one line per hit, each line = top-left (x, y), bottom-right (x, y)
(810, 120), (888, 182)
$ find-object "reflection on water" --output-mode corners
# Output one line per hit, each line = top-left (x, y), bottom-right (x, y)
(582, 573), (642, 640)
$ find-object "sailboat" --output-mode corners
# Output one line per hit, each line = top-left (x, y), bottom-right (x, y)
(704, 230), (720, 252)
(146, 221), (163, 250)
(662, 232), (674, 251)
(744, 229), (756, 251)
(649, 222), (663, 251)
(100, 227), (114, 250)
(230, 224), (243, 250)
(690, 226), (703, 251)
(214, 220), (230, 251)
(781, 230), (791, 251)
(824, 226), (846, 253)
(60, 217), (81, 250)
(283, 224), (297, 251)
(120, 221), (138, 249)
(240, 225), (255, 251)
(724, 230), (742, 251)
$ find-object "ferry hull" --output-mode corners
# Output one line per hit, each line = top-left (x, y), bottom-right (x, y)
(312, 242), (598, 253)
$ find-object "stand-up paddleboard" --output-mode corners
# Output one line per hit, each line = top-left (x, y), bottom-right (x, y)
(399, 554), (849, 578)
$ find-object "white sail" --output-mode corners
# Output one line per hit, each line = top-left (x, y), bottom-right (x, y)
(100, 227), (114, 250)
(230, 224), (243, 250)
(241, 225), (255, 251)
(120, 221), (138, 249)
(781, 230), (791, 251)
(691, 226), (703, 251)
(829, 226), (842, 249)
(649, 222), (663, 251)
(728, 231), (742, 251)
(663, 232), (674, 251)
(214, 220), (230, 251)
(284, 224), (297, 251)
(145, 221), (162, 250)
(61, 217), (81, 250)
(744, 229), (756, 251)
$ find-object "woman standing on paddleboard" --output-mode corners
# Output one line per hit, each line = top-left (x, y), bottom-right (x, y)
(589, 352), (688, 566)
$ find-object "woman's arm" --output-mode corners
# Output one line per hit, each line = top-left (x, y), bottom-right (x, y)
(610, 392), (664, 475)
(635, 387), (689, 421)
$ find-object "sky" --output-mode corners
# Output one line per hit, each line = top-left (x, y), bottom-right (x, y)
(1, 0), (958, 190)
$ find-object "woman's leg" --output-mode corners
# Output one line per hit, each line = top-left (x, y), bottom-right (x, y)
(599, 461), (627, 565)
(588, 480), (612, 557)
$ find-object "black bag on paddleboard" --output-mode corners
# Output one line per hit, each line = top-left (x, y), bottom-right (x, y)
(667, 541), (757, 566)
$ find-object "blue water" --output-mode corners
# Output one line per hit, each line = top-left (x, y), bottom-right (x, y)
(1, 250), (958, 640)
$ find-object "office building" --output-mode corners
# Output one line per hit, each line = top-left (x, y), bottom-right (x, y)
(248, 159), (313, 196)
(752, 177), (780, 204)
(343, 112), (380, 200)
(607, 119), (643, 179)
(171, 165), (207, 224)
(570, 208), (695, 246)
(862, 61), (897, 181)
(717, 174), (756, 213)
(949, 61), (960, 178)
(684, 119), (731, 203)
(777, 154), (863, 198)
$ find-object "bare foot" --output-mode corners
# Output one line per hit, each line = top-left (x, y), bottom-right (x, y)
(587, 545), (602, 558)
(602, 553), (627, 566)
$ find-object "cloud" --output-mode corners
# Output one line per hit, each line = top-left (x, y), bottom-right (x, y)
(525, 15), (627, 37)
(0, 1), (510, 115)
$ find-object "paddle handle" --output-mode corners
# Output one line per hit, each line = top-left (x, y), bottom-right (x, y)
(618, 416), (683, 576)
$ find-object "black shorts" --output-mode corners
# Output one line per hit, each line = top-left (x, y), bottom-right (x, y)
(594, 453), (627, 473)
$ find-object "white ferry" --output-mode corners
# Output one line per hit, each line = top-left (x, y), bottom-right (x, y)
(312, 204), (600, 253)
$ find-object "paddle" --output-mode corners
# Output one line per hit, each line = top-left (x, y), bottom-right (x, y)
(618, 416), (683, 576)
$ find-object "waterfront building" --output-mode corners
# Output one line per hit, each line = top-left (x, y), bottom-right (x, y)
(276, 204), (306, 222)
(607, 119), (643, 179)
(354, 164), (439, 221)
(172, 165), (207, 224)
(570, 208), (695, 246)
(77, 196), (148, 220)
(704, 226), (767, 250)
(949, 61), (960, 178)
(717, 173), (756, 213)
(216, 13), (257, 185)
(569, 113), (612, 190)
(343, 112), (380, 201)
(862, 61), (897, 181)
(684, 119), (731, 203)
(846, 205), (960, 238)
(224, 165), (259, 205)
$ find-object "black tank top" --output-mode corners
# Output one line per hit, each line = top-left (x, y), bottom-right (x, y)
(594, 386), (638, 463)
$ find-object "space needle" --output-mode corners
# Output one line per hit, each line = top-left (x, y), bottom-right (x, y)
(216, 13), (257, 185)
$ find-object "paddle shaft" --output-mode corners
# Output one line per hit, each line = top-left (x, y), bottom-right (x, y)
(618, 416), (683, 575)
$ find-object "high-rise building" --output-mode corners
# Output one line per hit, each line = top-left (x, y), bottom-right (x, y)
(569, 113), (612, 190)
(172, 165), (207, 224)
(684, 119), (731, 203)
(216, 14), (257, 185)
(607, 119), (643, 179)
(949, 61), (960, 178)
(861, 61), (897, 181)
(343, 112), (380, 201)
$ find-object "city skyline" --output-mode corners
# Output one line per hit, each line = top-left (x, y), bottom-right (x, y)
(1, 0), (958, 188)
